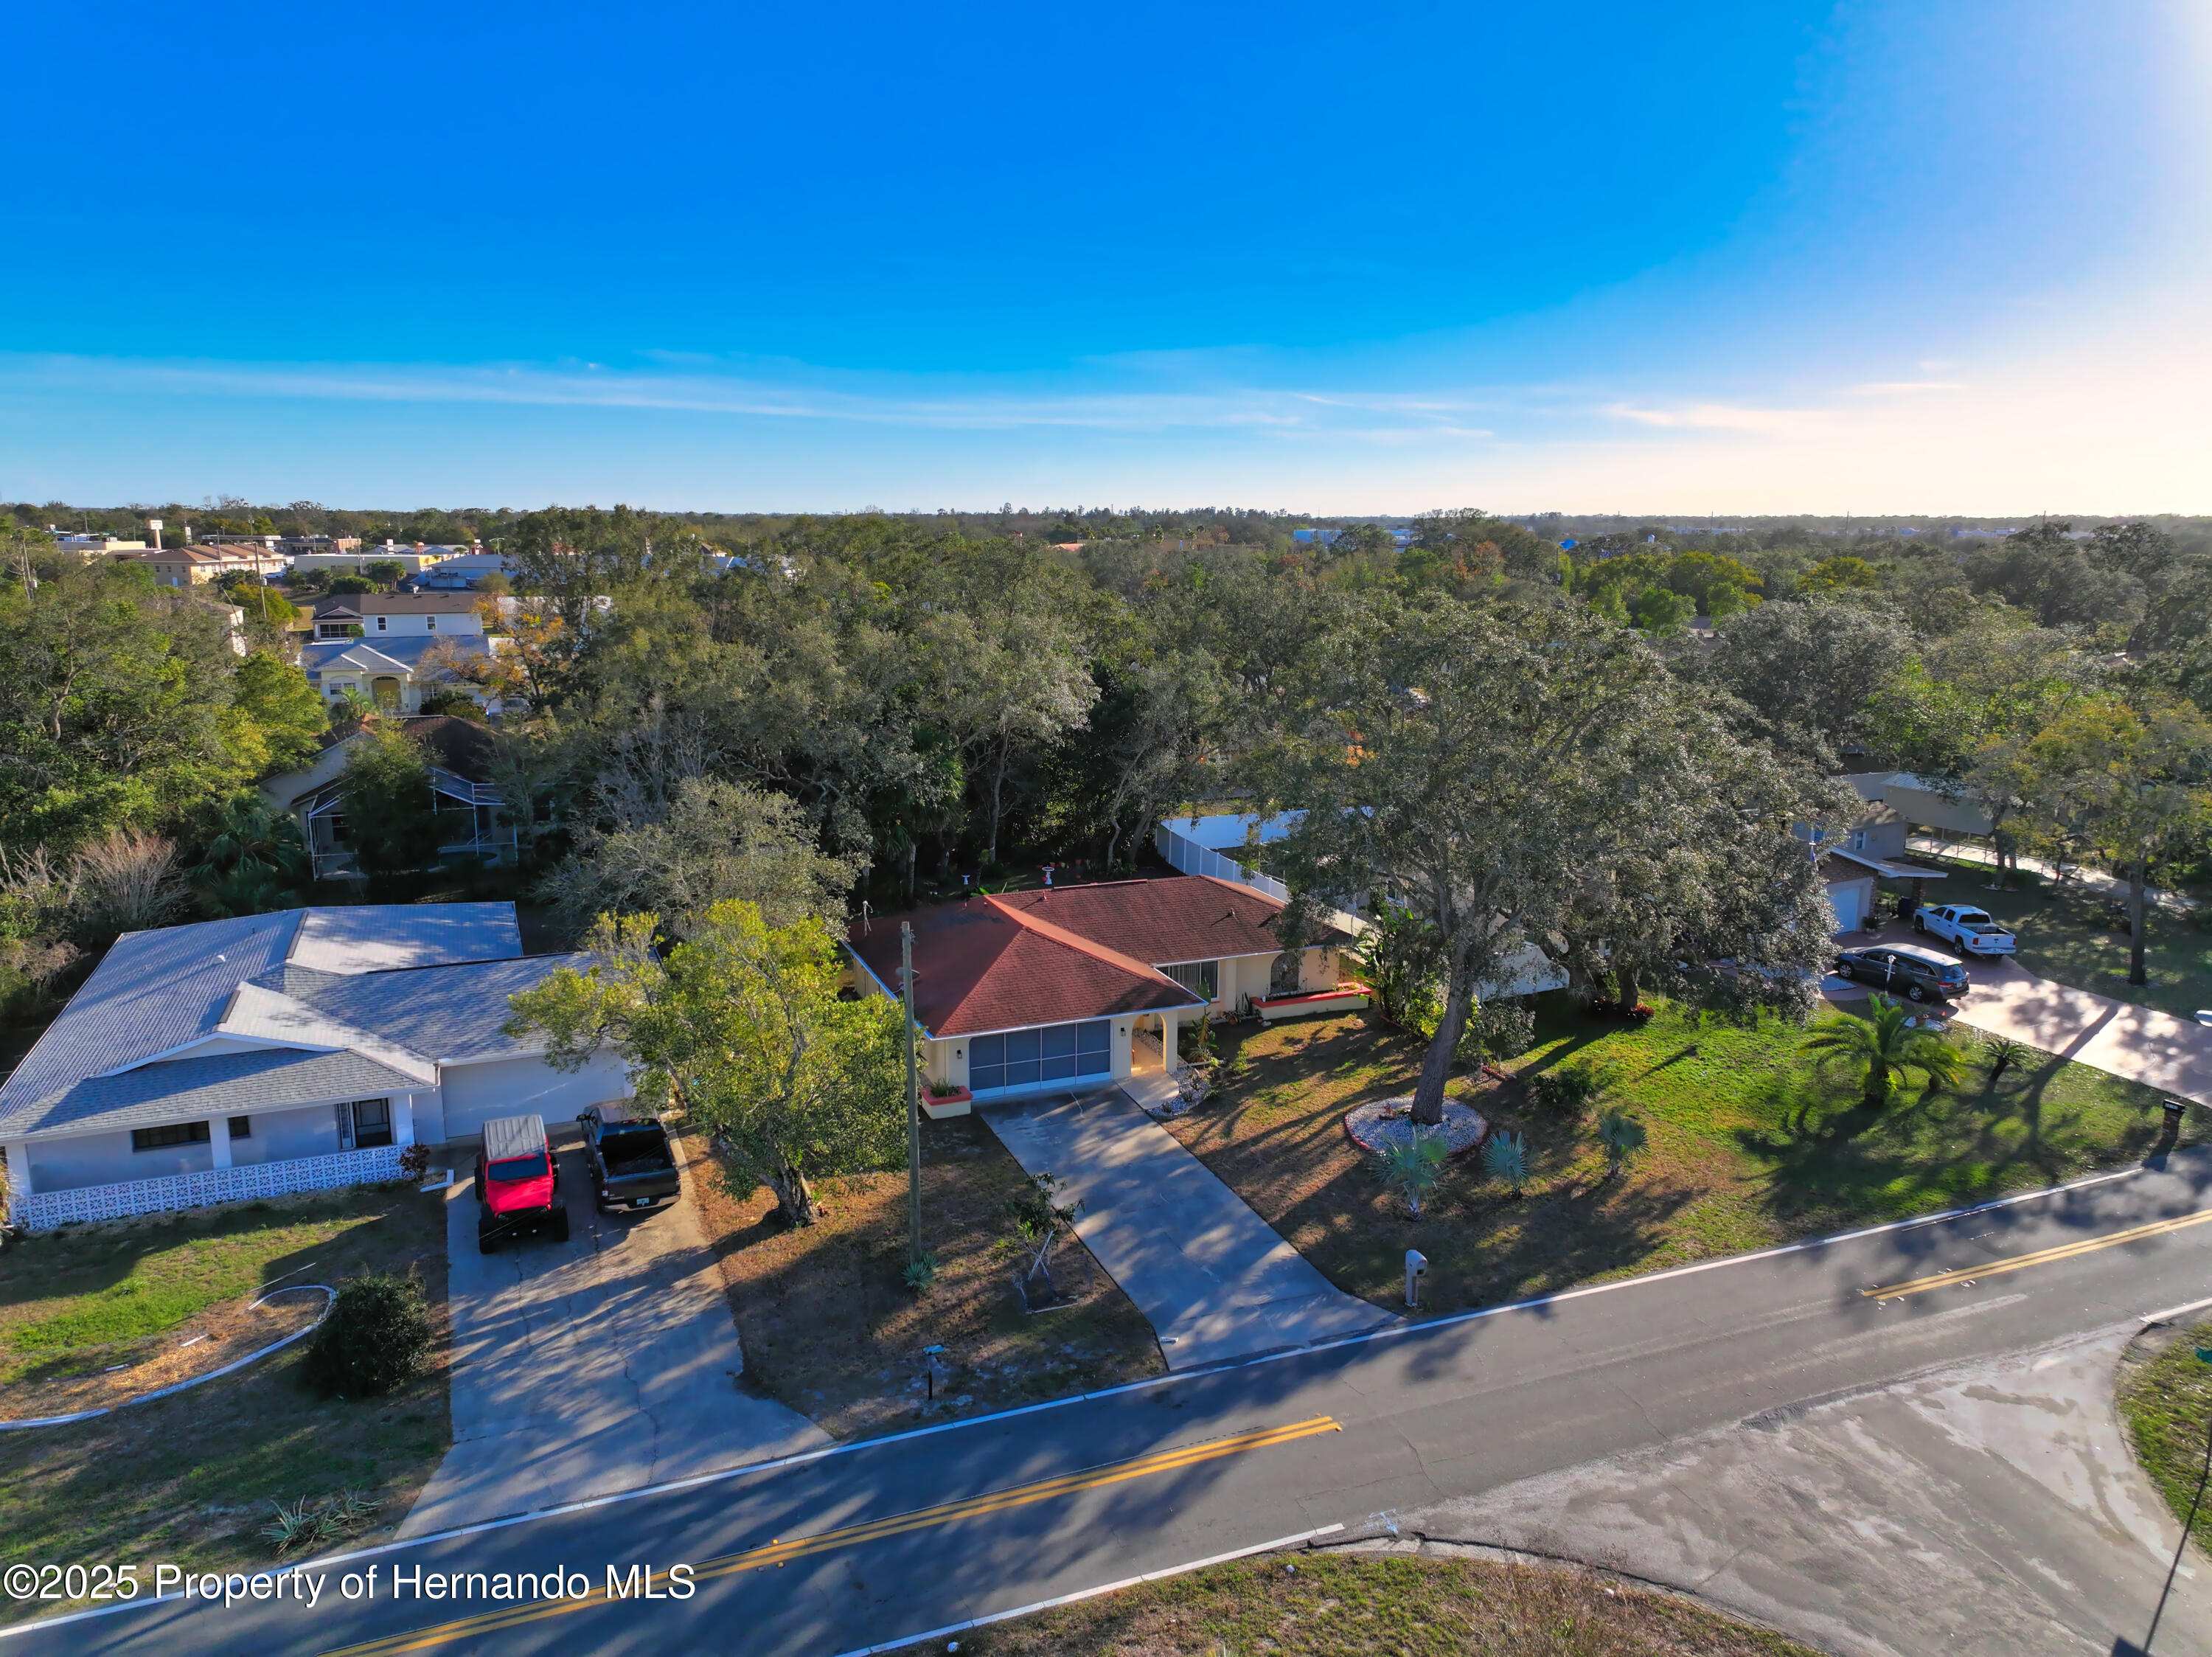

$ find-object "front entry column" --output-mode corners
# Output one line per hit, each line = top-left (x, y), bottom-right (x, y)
(207, 1119), (233, 1169)
(2, 1141), (31, 1196)
(394, 1097), (417, 1147)
(1159, 1010), (1181, 1073)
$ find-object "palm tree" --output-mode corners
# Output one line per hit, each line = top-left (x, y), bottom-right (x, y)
(1596, 1110), (1647, 1179)
(1481, 1130), (1531, 1197)
(1804, 994), (1966, 1106)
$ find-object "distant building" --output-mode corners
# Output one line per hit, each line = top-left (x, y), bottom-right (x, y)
(51, 532), (147, 556)
(293, 541), (462, 577)
(275, 535), (362, 560)
(122, 543), (285, 587)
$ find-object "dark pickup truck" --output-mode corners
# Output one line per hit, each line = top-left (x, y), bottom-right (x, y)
(577, 1106), (684, 1215)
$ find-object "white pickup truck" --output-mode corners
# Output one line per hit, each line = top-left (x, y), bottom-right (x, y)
(1914, 903), (2018, 957)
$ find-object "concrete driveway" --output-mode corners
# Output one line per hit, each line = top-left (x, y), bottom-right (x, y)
(982, 1085), (1396, 1370)
(1829, 919), (2212, 1107)
(1391, 1323), (2212, 1657)
(401, 1137), (826, 1535)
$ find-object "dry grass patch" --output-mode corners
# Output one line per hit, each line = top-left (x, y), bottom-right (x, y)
(965, 1549), (1822, 1657)
(0, 1186), (451, 1622)
(689, 1114), (1164, 1438)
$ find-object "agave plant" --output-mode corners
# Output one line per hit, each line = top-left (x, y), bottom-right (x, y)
(1480, 1130), (1531, 1197)
(1376, 1131), (1449, 1217)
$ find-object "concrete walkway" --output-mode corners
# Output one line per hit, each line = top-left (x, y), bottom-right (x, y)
(981, 1085), (1396, 1369)
(1390, 1324), (2212, 1657)
(401, 1139), (825, 1535)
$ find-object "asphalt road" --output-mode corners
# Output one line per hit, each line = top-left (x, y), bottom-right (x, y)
(14, 1145), (2212, 1657)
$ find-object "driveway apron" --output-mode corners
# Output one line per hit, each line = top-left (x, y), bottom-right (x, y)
(982, 1085), (1396, 1369)
(1950, 957), (2212, 1108)
(401, 1139), (826, 1535)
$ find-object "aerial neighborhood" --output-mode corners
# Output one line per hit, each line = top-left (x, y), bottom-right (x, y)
(3, 5), (2210, 1651)
(1, 500), (2210, 1656)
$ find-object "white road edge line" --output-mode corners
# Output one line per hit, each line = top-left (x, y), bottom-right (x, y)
(0, 1153), (2180, 1643)
(2141, 1294), (2212, 1324)
(822, 1524), (1349, 1657)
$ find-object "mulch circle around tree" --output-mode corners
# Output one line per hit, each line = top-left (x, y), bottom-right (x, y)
(1344, 1094), (1489, 1157)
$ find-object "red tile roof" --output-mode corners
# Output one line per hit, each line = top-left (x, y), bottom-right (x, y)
(847, 875), (1342, 1037)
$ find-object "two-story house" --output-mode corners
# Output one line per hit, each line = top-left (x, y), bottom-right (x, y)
(302, 594), (504, 712)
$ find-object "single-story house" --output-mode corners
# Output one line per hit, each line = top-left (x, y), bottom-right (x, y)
(846, 875), (1355, 1101)
(261, 716), (520, 879)
(0, 903), (628, 1230)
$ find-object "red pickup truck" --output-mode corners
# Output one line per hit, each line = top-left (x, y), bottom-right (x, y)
(475, 1114), (571, 1253)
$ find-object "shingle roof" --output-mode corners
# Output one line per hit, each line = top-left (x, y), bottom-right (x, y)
(847, 899), (1201, 1038)
(990, 875), (1340, 965)
(4, 1050), (426, 1140)
(263, 954), (588, 1063)
(302, 635), (495, 674)
(313, 594), (480, 616)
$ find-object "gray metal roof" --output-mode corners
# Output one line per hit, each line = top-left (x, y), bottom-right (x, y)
(302, 635), (495, 674)
(0, 904), (537, 1142)
(6, 1049), (425, 1140)
(257, 953), (590, 1064)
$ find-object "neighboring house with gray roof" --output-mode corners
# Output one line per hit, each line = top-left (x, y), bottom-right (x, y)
(0, 903), (627, 1230)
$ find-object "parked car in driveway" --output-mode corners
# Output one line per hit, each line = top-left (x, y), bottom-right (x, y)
(475, 1113), (569, 1252)
(1914, 903), (2017, 957)
(577, 1105), (683, 1215)
(1833, 942), (1969, 1002)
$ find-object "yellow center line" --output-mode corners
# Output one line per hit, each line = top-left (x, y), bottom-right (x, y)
(318, 1416), (1343, 1657)
(1865, 1206), (2212, 1299)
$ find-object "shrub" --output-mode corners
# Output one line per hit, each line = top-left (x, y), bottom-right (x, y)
(1525, 1063), (1603, 1119)
(300, 1271), (434, 1399)
(1374, 1132), (1449, 1217)
(1458, 997), (1536, 1063)
(261, 1488), (382, 1557)
(1480, 1130), (1530, 1196)
(1597, 1109), (1649, 1178)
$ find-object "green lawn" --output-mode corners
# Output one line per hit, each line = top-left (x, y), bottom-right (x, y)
(0, 1187), (451, 1619)
(2118, 1319), (2212, 1549)
(966, 1550), (1822, 1657)
(1880, 855), (2212, 1018)
(1165, 996), (2194, 1315)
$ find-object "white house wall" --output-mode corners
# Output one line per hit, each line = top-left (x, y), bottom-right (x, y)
(28, 1128), (204, 1193)
(435, 1051), (632, 1144)
(229, 1104), (345, 1167)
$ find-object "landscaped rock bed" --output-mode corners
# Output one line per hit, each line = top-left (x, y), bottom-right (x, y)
(1345, 1094), (1488, 1156)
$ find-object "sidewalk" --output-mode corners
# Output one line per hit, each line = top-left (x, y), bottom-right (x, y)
(981, 1085), (1396, 1369)
(1906, 835), (2199, 911)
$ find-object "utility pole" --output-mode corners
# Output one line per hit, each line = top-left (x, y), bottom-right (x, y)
(900, 922), (922, 1262)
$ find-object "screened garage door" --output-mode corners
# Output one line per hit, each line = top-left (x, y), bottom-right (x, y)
(970, 1020), (1111, 1094)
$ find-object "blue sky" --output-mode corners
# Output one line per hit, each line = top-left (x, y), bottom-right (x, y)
(5, 1), (2207, 513)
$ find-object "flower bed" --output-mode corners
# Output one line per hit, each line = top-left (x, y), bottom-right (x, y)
(920, 1085), (973, 1120)
(1253, 982), (1372, 1023)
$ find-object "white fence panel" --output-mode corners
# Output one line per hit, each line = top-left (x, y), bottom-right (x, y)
(12, 1145), (405, 1231)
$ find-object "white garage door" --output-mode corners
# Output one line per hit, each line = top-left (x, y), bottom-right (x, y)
(438, 1052), (632, 1143)
(1829, 886), (1862, 934)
